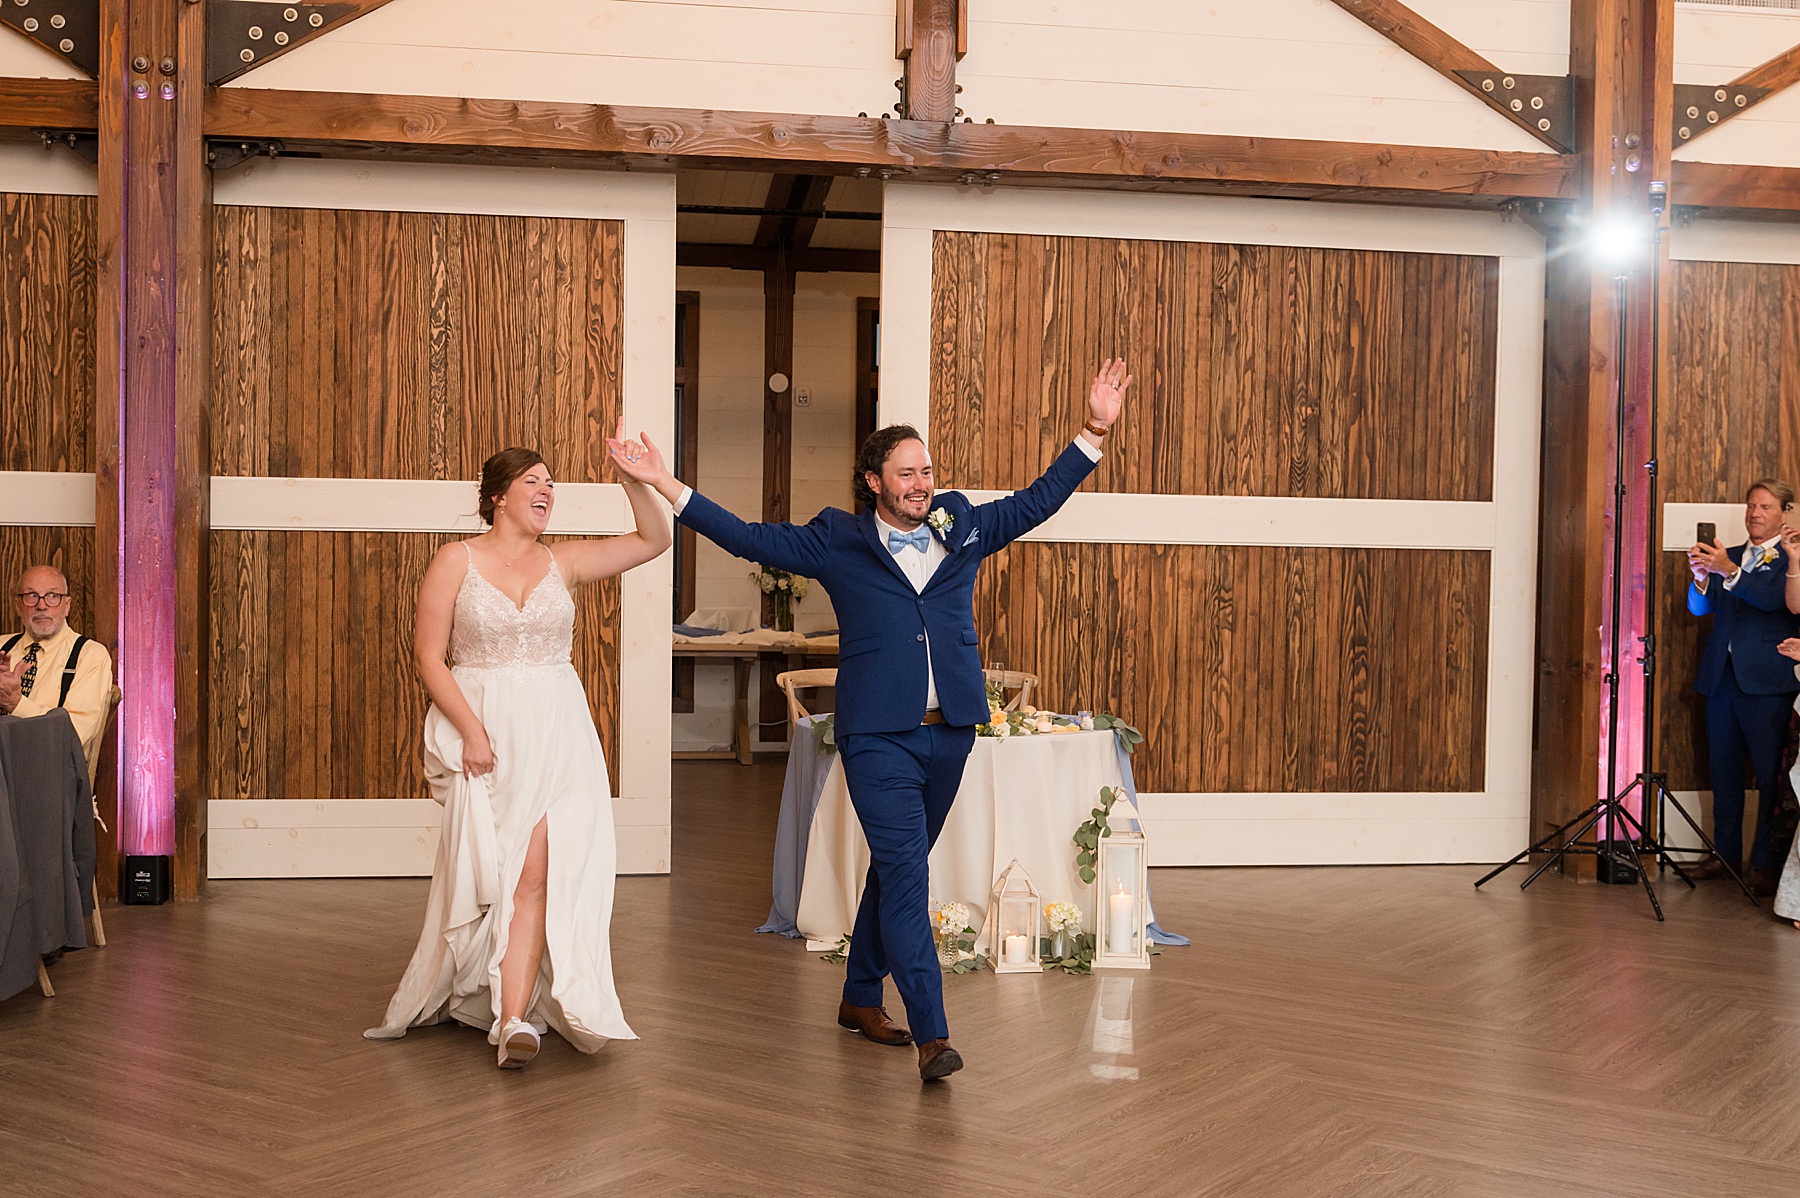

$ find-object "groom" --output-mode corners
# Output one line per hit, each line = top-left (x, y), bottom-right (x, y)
(609, 359), (1131, 1081)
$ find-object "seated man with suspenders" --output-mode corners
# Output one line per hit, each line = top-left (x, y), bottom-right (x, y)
(0, 565), (114, 779)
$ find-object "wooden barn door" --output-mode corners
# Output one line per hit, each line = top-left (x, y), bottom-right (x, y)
(879, 184), (1544, 865)
(204, 161), (676, 878)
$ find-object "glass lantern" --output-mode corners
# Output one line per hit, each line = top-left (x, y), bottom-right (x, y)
(986, 858), (1043, 974)
(1093, 824), (1150, 970)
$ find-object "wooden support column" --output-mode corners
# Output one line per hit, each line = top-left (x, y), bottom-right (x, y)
(1531, 0), (1670, 872)
(94, 0), (210, 900)
(755, 174), (831, 731)
(898, 0), (963, 122)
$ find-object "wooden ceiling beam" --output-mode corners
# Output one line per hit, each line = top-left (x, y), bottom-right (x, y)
(1324, 0), (1570, 151)
(788, 174), (835, 251)
(1731, 40), (1800, 95)
(751, 173), (801, 247)
(0, 76), (99, 131)
(202, 87), (1578, 202)
(1672, 160), (1800, 213)
(678, 243), (879, 274)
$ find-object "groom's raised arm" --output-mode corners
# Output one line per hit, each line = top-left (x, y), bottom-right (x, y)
(675, 489), (832, 577)
(973, 357), (1130, 552)
(601, 429), (831, 575)
(973, 439), (1102, 551)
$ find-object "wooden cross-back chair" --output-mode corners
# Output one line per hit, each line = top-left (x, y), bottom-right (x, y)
(775, 669), (838, 727)
(37, 682), (120, 999)
(983, 669), (1039, 713)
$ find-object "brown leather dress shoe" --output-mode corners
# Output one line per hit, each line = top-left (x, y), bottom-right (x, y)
(917, 1038), (964, 1082)
(837, 1001), (912, 1046)
(1752, 867), (1780, 897)
(1683, 858), (1740, 882)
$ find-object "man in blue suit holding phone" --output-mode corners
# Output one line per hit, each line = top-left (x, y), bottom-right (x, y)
(1687, 479), (1800, 894)
(608, 359), (1132, 1081)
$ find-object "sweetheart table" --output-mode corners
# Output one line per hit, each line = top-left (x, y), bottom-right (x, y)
(758, 719), (1185, 953)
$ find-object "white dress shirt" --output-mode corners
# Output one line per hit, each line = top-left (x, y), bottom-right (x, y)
(873, 510), (949, 709)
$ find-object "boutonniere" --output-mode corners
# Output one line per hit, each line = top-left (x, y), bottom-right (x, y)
(926, 508), (953, 535)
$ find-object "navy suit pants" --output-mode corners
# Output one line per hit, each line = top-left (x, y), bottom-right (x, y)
(837, 723), (977, 1044)
(1705, 661), (1795, 869)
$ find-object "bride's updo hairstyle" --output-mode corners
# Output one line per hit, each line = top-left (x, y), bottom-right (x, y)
(478, 447), (548, 527)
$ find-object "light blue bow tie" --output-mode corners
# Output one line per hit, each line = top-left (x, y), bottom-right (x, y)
(888, 527), (931, 554)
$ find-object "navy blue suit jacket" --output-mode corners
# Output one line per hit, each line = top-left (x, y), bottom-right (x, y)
(1689, 542), (1800, 696)
(678, 442), (1099, 735)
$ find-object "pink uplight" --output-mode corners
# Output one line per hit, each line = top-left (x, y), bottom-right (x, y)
(1594, 269), (1656, 835)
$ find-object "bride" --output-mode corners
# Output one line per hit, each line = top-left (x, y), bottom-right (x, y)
(366, 428), (670, 1067)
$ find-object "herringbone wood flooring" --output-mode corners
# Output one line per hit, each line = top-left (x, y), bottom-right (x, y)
(6, 761), (1800, 1197)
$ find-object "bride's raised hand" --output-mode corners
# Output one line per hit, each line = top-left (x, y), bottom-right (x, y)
(605, 419), (671, 486)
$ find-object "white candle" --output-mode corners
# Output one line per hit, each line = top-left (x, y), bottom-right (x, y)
(1107, 886), (1135, 956)
(1002, 934), (1029, 964)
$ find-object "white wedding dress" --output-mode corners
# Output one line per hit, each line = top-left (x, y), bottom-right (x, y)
(365, 547), (635, 1050)
(1778, 714), (1800, 925)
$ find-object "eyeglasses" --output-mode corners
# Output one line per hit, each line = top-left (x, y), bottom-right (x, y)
(16, 592), (69, 607)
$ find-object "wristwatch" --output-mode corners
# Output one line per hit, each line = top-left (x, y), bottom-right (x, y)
(1083, 420), (1111, 438)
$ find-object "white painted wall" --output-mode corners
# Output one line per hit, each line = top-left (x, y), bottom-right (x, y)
(1673, 5), (1800, 167)
(0, 144), (97, 195)
(790, 271), (877, 540)
(955, 0), (1556, 151)
(224, 0), (900, 119)
(207, 0), (1585, 150)
(1409, 0), (1571, 71)
(0, 31), (84, 78)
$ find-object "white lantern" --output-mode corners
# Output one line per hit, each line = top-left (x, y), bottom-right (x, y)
(1093, 820), (1150, 970)
(985, 858), (1043, 974)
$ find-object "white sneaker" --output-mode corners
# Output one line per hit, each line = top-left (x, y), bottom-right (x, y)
(497, 1017), (540, 1069)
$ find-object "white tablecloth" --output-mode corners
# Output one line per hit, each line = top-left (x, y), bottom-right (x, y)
(794, 730), (1153, 950)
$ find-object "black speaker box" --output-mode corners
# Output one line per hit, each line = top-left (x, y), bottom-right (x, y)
(123, 855), (171, 904)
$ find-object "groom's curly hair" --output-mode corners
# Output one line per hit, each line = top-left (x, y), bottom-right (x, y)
(852, 424), (925, 512)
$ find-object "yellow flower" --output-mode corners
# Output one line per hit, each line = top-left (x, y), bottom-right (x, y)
(989, 709), (1007, 727)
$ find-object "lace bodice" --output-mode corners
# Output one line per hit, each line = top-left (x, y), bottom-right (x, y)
(449, 545), (576, 670)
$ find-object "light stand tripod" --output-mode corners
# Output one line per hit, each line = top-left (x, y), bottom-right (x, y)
(1476, 187), (1757, 919)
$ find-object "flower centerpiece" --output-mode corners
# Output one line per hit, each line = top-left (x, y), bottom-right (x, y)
(932, 901), (979, 970)
(1045, 900), (1082, 961)
(749, 564), (809, 632)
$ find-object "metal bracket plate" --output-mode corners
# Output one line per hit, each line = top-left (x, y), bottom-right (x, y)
(1673, 82), (1771, 145)
(34, 129), (99, 163)
(1, 1), (101, 77)
(208, 1), (359, 86)
(1454, 70), (1574, 153)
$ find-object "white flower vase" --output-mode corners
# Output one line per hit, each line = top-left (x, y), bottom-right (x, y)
(937, 938), (960, 968)
(1052, 932), (1068, 960)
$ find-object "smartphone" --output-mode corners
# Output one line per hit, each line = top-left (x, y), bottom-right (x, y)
(1697, 521), (1716, 546)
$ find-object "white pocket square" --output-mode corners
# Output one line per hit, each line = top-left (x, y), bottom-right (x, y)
(961, 528), (979, 547)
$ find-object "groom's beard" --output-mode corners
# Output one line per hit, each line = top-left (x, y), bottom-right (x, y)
(877, 485), (931, 530)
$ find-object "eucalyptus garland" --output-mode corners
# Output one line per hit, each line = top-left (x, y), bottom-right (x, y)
(1074, 784), (1124, 885)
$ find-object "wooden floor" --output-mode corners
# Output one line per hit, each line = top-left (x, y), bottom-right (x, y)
(7, 762), (1800, 1197)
